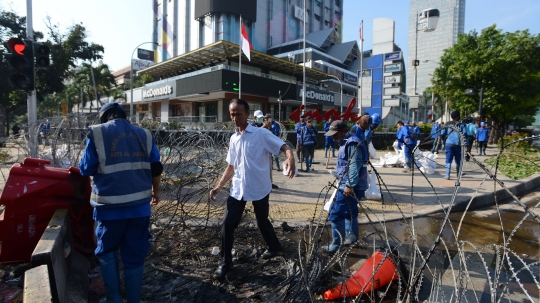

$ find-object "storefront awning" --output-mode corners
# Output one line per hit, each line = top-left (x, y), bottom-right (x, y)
(139, 40), (330, 81)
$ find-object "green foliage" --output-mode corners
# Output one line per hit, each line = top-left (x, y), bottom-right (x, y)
(485, 152), (540, 180)
(487, 132), (540, 180)
(430, 25), (540, 128)
(140, 119), (159, 130)
(165, 120), (183, 130)
(513, 114), (536, 128)
(283, 120), (296, 131)
(417, 123), (432, 134)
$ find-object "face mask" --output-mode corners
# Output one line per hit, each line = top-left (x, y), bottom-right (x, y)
(257, 117), (264, 124)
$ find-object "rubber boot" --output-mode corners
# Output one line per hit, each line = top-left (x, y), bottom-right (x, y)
(305, 158), (310, 171)
(444, 163), (451, 180)
(98, 252), (122, 303)
(344, 218), (358, 245)
(324, 147), (328, 158)
(478, 148), (481, 155)
(483, 147), (487, 156)
(323, 220), (345, 254)
(124, 265), (145, 303)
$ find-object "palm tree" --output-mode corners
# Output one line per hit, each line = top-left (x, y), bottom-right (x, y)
(74, 62), (117, 112)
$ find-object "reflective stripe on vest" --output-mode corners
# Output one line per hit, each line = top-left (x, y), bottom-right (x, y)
(91, 189), (152, 204)
(90, 125), (152, 174)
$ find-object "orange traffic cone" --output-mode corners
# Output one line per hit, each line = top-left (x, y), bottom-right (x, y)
(324, 250), (399, 300)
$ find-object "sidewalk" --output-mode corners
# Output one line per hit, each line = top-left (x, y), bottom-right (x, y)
(266, 148), (540, 224)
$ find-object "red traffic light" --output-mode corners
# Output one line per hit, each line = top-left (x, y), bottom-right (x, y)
(6, 38), (26, 56)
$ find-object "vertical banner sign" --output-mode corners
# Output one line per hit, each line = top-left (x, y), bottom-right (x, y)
(359, 69), (372, 107)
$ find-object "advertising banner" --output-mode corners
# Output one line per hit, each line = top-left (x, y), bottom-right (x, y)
(344, 73), (358, 84)
(384, 51), (402, 61)
(383, 63), (402, 73)
(384, 75), (402, 84)
(137, 48), (155, 61)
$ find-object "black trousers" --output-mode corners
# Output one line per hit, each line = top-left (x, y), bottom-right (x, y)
(220, 194), (280, 265)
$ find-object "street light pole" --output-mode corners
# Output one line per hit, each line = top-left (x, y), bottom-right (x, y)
(130, 42), (158, 122)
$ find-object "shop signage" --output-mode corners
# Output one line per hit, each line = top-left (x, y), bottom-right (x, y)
(298, 87), (334, 104)
(142, 81), (176, 101)
(132, 59), (156, 71)
(344, 73), (358, 84)
(137, 48), (154, 61)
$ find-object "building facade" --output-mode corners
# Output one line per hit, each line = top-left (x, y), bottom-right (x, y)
(406, 0), (465, 96)
(153, 0), (343, 62)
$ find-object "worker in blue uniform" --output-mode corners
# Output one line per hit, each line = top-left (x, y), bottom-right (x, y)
(430, 121), (441, 153)
(443, 111), (467, 180)
(476, 122), (489, 155)
(300, 118), (318, 172)
(323, 117), (369, 253)
(79, 103), (162, 303)
(396, 121), (416, 172)
(294, 115), (306, 162)
(324, 116), (336, 158)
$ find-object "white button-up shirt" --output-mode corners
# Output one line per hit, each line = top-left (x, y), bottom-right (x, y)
(227, 124), (284, 201)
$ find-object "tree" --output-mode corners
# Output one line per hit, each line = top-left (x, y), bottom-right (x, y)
(0, 10), (106, 135)
(74, 62), (116, 112)
(430, 25), (540, 143)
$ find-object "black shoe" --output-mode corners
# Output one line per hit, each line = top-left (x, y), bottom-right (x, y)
(213, 264), (231, 280)
(272, 184), (279, 189)
(261, 245), (281, 260)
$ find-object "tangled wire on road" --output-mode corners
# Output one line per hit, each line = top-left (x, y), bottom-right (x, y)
(1, 117), (539, 302)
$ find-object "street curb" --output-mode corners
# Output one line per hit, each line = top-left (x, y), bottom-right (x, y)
(363, 173), (540, 224)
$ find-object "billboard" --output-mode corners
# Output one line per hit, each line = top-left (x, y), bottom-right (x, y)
(344, 73), (358, 84)
(384, 51), (402, 61)
(384, 75), (401, 84)
(132, 59), (156, 71)
(384, 87), (401, 96)
(383, 99), (401, 107)
(383, 63), (402, 73)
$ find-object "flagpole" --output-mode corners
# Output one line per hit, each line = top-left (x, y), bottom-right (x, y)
(302, 0), (306, 114)
(359, 20), (363, 115)
(239, 15), (242, 99)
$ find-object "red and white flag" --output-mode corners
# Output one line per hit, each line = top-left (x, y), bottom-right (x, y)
(359, 23), (364, 42)
(241, 22), (252, 61)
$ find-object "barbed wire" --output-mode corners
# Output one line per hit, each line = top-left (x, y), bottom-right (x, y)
(0, 116), (538, 302)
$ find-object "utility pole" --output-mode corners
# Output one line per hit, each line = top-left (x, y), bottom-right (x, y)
(26, 0), (37, 157)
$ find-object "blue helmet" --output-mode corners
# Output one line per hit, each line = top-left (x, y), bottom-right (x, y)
(371, 113), (382, 126)
(99, 102), (126, 123)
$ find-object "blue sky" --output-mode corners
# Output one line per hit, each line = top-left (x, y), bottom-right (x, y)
(3, 0), (540, 72)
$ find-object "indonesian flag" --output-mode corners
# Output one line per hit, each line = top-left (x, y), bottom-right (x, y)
(359, 24), (364, 42)
(241, 22), (252, 61)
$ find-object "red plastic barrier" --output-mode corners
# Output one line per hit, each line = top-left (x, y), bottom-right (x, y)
(324, 250), (399, 300)
(0, 158), (95, 264)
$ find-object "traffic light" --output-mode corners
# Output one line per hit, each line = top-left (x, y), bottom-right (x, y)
(34, 43), (50, 68)
(4, 38), (34, 91)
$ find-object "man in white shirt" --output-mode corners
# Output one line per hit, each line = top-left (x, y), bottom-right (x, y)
(210, 99), (296, 280)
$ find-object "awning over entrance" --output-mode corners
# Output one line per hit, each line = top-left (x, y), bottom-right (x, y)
(139, 40), (329, 82)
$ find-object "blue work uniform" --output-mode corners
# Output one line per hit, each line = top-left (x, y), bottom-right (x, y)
(294, 121), (306, 160)
(398, 125), (416, 169)
(300, 125), (318, 170)
(79, 118), (160, 268)
(326, 134), (368, 252)
(444, 122), (467, 178)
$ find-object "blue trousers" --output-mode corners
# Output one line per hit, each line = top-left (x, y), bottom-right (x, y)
(404, 143), (415, 169)
(445, 144), (461, 171)
(95, 216), (150, 269)
(327, 189), (364, 252)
